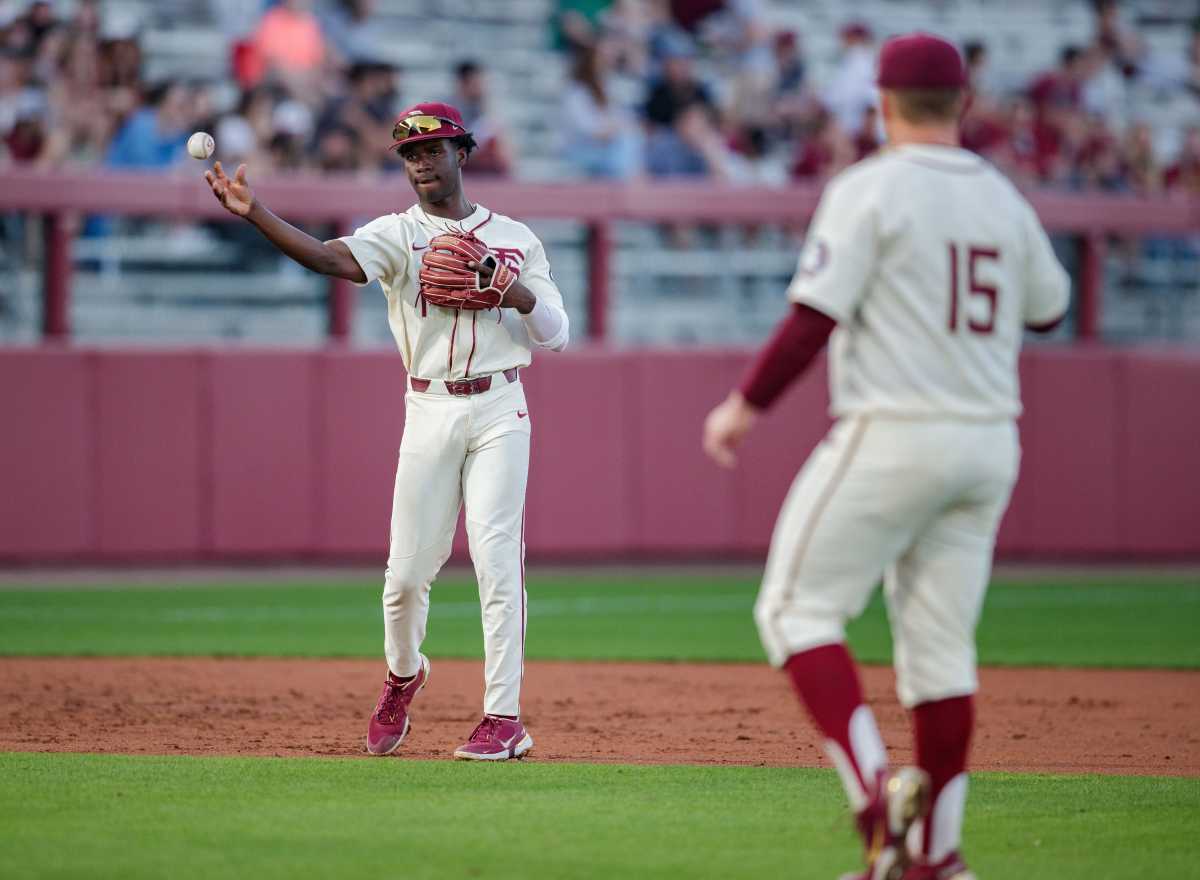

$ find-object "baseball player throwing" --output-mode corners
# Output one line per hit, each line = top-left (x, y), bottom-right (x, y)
(205, 102), (569, 760)
(702, 34), (1069, 880)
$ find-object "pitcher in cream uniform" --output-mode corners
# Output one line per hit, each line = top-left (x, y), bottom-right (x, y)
(205, 102), (568, 761)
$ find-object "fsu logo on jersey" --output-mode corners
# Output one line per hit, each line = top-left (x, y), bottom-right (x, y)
(491, 247), (525, 272)
(411, 245), (526, 318)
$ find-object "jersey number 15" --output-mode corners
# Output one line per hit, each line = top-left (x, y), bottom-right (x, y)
(947, 243), (999, 335)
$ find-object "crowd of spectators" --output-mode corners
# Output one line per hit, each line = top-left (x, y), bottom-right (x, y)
(0, 0), (512, 177)
(0, 0), (1198, 198)
(556, 0), (1200, 195)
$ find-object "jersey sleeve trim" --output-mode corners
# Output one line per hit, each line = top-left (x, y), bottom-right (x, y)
(788, 293), (851, 325)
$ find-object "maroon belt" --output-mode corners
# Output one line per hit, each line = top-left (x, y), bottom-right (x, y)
(411, 367), (519, 396)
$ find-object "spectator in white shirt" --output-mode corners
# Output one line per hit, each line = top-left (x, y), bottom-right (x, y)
(822, 22), (877, 136)
(561, 42), (642, 179)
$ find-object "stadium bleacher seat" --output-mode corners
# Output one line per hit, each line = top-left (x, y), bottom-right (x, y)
(3, 0), (1193, 344)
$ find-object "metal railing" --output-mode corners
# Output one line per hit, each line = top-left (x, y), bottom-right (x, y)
(1, 168), (1197, 342)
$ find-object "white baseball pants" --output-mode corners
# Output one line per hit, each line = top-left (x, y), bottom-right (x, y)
(754, 417), (1019, 708)
(382, 375), (530, 717)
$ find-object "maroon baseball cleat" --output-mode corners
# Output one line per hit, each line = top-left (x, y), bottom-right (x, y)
(839, 767), (931, 880)
(365, 654), (430, 756)
(453, 715), (533, 761)
(901, 852), (976, 880)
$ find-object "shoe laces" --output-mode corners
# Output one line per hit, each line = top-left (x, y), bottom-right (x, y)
(374, 675), (413, 722)
(467, 715), (503, 743)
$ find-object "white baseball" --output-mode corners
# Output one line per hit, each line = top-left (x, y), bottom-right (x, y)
(187, 131), (215, 160)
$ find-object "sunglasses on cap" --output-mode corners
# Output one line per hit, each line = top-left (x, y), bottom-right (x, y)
(392, 114), (463, 142)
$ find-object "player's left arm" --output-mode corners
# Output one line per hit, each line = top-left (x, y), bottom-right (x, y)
(470, 239), (570, 351)
(1020, 201), (1071, 333)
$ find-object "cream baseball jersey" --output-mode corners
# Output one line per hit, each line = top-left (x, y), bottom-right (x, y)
(788, 143), (1070, 419)
(338, 203), (570, 379)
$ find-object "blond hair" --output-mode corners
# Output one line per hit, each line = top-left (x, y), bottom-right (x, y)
(887, 88), (965, 124)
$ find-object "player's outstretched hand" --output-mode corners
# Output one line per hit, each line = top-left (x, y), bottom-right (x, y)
(702, 392), (758, 468)
(204, 161), (255, 217)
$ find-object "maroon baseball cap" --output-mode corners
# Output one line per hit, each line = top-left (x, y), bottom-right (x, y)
(390, 102), (471, 151)
(877, 33), (967, 90)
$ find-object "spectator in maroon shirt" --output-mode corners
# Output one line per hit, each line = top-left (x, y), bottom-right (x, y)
(1026, 47), (1095, 183)
(1029, 46), (1088, 111)
(961, 108), (1008, 156)
(960, 39), (1010, 157)
(670, 0), (725, 32)
(991, 97), (1043, 186)
(790, 107), (853, 183)
(1074, 131), (1128, 192)
(1165, 126), (1200, 195)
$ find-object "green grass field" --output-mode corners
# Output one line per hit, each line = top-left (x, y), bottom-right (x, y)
(1, 754), (1196, 880)
(0, 575), (1197, 667)
(2, 572), (1198, 879)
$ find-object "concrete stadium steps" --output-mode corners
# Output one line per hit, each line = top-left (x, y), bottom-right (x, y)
(69, 269), (328, 343)
(0, 269), (41, 345)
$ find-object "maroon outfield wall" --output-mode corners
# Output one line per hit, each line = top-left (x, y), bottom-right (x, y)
(0, 345), (1198, 563)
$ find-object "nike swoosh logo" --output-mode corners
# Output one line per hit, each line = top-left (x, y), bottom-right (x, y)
(517, 411), (528, 419)
(411, 243), (428, 251)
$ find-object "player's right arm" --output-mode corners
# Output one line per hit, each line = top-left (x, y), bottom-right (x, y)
(703, 170), (877, 467)
(204, 161), (367, 283)
(1020, 199), (1071, 332)
(702, 303), (836, 467)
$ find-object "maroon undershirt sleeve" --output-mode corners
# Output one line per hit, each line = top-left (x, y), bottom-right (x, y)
(739, 303), (837, 411)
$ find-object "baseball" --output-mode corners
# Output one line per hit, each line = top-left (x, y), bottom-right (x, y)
(187, 131), (215, 160)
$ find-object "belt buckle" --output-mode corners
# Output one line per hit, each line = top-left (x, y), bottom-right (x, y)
(446, 379), (473, 396)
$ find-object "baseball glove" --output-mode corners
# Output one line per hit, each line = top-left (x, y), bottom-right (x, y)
(418, 231), (516, 310)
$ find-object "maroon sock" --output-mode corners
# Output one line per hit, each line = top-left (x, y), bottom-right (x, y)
(784, 643), (883, 803)
(913, 695), (974, 858)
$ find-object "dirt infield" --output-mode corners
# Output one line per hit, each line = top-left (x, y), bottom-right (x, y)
(2, 658), (1196, 775)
